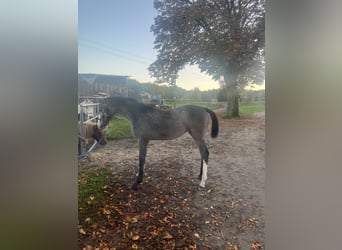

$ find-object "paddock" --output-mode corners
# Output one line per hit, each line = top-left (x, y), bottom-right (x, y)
(78, 112), (265, 249)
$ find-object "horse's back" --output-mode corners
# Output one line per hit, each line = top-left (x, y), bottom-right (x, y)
(175, 105), (209, 123)
(174, 105), (209, 136)
(135, 109), (186, 140)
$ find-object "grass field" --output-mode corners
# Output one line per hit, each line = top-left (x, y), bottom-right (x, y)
(239, 101), (265, 117)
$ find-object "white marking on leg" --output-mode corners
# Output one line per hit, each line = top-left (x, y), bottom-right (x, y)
(199, 161), (208, 188)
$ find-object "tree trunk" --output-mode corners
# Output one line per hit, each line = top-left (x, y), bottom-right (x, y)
(223, 62), (240, 118)
(225, 84), (240, 118)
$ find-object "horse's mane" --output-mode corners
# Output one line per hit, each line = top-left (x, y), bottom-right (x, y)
(105, 96), (155, 113)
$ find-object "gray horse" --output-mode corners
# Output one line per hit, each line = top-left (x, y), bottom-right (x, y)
(100, 97), (219, 190)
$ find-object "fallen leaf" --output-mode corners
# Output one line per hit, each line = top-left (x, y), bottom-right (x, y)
(162, 232), (173, 239)
(189, 244), (197, 250)
(251, 242), (262, 250)
(79, 227), (86, 235)
(132, 235), (140, 241)
(103, 209), (111, 215)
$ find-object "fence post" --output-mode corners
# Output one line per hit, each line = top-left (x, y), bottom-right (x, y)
(79, 104), (85, 154)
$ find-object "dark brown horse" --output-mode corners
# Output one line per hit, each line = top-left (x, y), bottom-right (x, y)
(78, 121), (107, 146)
(101, 97), (218, 190)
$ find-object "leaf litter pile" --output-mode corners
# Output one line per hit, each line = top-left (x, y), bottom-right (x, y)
(79, 114), (265, 249)
(78, 162), (263, 250)
(79, 160), (202, 250)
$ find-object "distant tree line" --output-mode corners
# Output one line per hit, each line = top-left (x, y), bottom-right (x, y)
(240, 89), (265, 102)
(218, 88), (265, 102)
(126, 78), (264, 103)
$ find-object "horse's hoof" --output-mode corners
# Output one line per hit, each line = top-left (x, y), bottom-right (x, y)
(198, 175), (202, 180)
(132, 183), (139, 190)
(199, 180), (206, 188)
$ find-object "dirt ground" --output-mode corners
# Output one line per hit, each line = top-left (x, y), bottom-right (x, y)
(79, 110), (265, 250)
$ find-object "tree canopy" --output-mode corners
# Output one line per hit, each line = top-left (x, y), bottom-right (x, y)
(149, 0), (264, 85)
(149, 0), (264, 117)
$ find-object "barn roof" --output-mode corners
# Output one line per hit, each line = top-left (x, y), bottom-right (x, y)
(79, 73), (129, 85)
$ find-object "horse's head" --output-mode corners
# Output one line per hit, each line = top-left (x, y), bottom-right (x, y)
(100, 97), (140, 128)
(99, 98), (123, 128)
(100, 105), (113, 129)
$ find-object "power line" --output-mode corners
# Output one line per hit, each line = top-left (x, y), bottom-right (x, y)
(79, 38), (218, 86)
(79, 38), (155, 64)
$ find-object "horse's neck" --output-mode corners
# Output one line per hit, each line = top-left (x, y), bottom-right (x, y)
(120, 101), (143, 123)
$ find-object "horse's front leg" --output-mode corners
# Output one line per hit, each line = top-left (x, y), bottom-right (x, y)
(132, 138), (149, 190)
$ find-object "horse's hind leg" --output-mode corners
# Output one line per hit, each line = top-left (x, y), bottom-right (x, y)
(198, 146), (209, 180)
(196, 139), (209, 188)
(132, 138), (149, 190)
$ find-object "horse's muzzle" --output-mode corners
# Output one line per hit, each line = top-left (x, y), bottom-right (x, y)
(99, 137), (107, 145)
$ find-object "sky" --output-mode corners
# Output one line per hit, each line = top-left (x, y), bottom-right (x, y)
(78, 0), (264, 91)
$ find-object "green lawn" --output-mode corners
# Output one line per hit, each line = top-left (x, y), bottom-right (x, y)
(239, 101), (265, 117)
(105, 117), (134, 140)
(164, 100), (264, 117)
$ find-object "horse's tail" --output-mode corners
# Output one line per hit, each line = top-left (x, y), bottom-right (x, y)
(205, 108), (219, 138)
